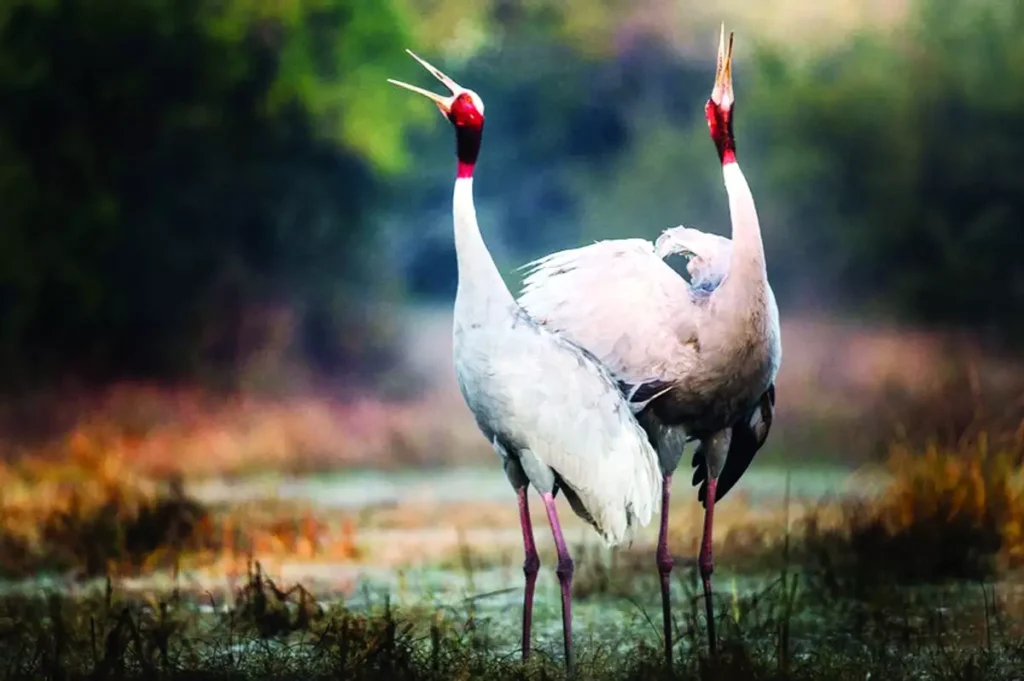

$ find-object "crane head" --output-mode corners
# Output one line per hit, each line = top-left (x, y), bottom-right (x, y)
(705, 25), (736, 163)
(388, 50), (485, 131)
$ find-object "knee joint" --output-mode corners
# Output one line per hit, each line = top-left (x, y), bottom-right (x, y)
(523, 554), (540, 577)
(555, 556), (574, 581)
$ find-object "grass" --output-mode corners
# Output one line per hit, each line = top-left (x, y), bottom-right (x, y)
(1, 345), (1024, 678)
(0, 445), (207, 580)
(0, 557), (1022, 680)
(781, 353), (1024, 596)
(2, 374), (1023, 585)
(0, 446), (364, 580)
(861, 347), (1024, 460)
(4, 432), (1023, 680)
(798, 438), (1024, 599)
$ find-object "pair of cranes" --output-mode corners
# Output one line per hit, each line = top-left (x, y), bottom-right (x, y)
(388, 25), (781, 672)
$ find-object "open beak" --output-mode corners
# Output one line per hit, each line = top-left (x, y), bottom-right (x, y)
(710, 24), (734, 109)
(387, 49), (464, 115)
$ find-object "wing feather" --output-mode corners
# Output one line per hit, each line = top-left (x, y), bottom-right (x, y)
(692, 384), (775, 507)
(517, 227), (775, 511)
(517, 238), (701, 384)
(459, 311), (662, 547)
(655, 226), (733, 292)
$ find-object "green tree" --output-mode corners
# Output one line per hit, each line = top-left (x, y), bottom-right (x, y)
(744, 0), (1024, 335)
(0, 0), (427, 388)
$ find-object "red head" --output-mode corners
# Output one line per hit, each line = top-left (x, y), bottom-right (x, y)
(705, 26), (736, 165)
(388, 50), (485, 178)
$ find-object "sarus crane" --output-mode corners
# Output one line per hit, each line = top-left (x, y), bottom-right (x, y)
(388, 51), (663, 673)
(518, 26), (782, 664)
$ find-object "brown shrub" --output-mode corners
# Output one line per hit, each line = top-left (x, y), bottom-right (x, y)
(801, 436), (1024, 597)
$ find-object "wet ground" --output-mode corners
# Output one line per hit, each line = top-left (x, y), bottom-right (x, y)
(5, 462), (1024, 667)
(7, 463), (885, 604)
(181, 463), (889, 587)
(21, 466), (877, 611)
(187, 463), (889, 509)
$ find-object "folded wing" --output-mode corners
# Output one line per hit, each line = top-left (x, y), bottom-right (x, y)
(691, 383), (775, 507)
(518, 227), (735, 387)
(655, 226), (733, 293)
(518, 238), (698, 385)
(465, 313), (663, 546)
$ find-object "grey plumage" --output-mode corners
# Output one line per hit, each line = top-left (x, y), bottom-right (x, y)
(454, 300), (662, 546)
(518, 198), (782, 492)
(516, 168), (781, 667)
(390, 51), (664, 670)
(515, 27), (781, 664)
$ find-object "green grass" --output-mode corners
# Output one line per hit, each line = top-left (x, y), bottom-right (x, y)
(1, 559), (1022, 681)
(2, 436), (1023, 681)
(3, 359), (1024, 679)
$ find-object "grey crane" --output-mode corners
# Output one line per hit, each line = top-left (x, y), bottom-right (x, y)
(517, 27), (782, 664)
(388, 51), (663, 673)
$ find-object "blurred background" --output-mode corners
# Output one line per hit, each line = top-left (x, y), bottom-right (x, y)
(1, 0), (1024, 589)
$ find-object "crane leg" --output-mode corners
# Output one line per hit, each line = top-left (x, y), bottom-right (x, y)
(515, 486), (540, 661)
(540, 491), (575, 674)
(699, 477), (719, 657)
(656, 474), (675, 669)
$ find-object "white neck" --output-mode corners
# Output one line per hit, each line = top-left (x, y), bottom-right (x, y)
(452, 177), (513, 315)
(718, 161), (768, 302)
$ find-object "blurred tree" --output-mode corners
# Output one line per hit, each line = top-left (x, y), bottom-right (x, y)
(401, 0), (629, 58)
(382, 2), (661, 296)
(744, 0), (1024, 337)
(0, 0), (429, 389)
(428, 0), (1024, 343)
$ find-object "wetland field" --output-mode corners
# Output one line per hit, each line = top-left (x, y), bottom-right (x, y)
(1, 314), (1024, 680)
(2, 458), (1023, 681)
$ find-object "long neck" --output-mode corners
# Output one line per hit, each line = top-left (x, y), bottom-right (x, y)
(453, 177), (509, 297)
(717, 153), (768, 308)
(452, 125), (512, 314)
(722, 158), (766, 279)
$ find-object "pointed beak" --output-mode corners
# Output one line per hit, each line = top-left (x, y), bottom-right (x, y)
(387, 49), (464, 115)
(710, 24), (735, 109)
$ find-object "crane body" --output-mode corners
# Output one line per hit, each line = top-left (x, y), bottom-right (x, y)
(453, 284), (662, 550)
(389, 51), (661, 674)
(517, 27), (782, 665)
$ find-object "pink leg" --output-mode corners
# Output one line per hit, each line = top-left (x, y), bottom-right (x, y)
(699, 477), (718, 656)
(656, 474), (674, 668)
(516, 487), (540, 660)
(540, 491), (575, 673)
